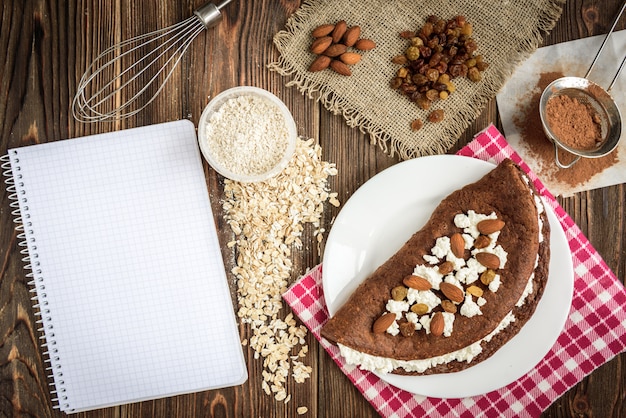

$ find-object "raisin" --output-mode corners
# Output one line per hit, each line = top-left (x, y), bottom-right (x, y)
(434, 19), (446, 34)
(415, 96), (432, 110)
(435, 61), (448, 74)
(397, 67), (409, 78)
(405, 46), (421, 61)
(468, 67), (482, 82)
(442, 300), (457, 313)
(410, 118), (424, 131)
(420, 22), (434, 37)
(418, 45), (432, 58)
(408, 58), (425, 72)
(425, 89), (439, 101)
(425, 68), (439, 81)
(410, 37), (424, 47)
(392, 55), (408, 65)
(391, 285), (408, 301)
(427, 36), (439, 49)
(399, 321), (415, 337)
(401, 83), (417, 95)
(428, 109), (445, 122)
(412, 73), (429, 86)
(429, 52), (443, 67)
(411, 303), (429, 315)
(438, 261), (454, 275)
(460, 22), (473, 36)
(476, 61), (489, 71)
(390, 77), (403, 89)
(464, 39), (478, 54)
(448, 64), (462, 77)
(480, 269), (496, 285)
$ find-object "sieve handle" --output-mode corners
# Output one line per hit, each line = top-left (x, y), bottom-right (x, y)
(607, 55), (626, 92)
(584, 2), (626, 80)
(553, 143), (580, 169)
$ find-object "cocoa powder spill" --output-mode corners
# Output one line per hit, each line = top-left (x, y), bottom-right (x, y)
(545, 94), (602, 150)
(512, 71), (618, 188)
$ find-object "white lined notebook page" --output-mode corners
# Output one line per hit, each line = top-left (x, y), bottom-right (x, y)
(8, 120), (246, 413)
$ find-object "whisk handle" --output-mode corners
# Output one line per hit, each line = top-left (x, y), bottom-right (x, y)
(194, 0), (233, 29)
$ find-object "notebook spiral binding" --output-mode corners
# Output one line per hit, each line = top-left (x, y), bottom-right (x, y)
(2, 153), (69, 411)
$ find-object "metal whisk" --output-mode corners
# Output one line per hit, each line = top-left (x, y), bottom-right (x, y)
(72, 0), (233, 122)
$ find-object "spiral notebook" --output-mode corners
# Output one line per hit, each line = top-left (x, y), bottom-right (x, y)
(1, 120), (247, 413)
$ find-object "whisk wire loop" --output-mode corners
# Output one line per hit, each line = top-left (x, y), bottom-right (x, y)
(73, 16), (205, 122)
(72, 0), (232, 122)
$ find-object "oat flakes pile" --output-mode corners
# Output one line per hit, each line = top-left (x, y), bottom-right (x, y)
(222, 137), (339, 402)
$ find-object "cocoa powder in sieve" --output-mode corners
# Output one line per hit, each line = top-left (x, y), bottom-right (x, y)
(513, 71), (618, 188)
(545, 94), (602, 150)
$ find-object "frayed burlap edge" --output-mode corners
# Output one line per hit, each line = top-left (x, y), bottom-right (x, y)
(268, 0), (565, 160)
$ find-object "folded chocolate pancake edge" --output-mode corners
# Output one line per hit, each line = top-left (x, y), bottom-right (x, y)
(321, 159), (550, 375)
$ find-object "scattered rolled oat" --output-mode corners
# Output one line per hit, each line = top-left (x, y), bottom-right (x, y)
(222, 137), (338, 402)
(297, 406), (309, 415)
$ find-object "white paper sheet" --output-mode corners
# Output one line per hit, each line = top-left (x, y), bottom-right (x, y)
(497, 30), (625, 197)
(6, 121), (247, 413)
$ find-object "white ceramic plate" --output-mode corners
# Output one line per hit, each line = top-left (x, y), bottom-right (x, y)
(322, 155), (574, 398)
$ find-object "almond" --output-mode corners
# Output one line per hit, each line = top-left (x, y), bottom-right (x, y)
(331, 20), (347, 43)
(450, 233), (465, 258)
(329, 60), (351, 76)
(475, 252), (501, 269)
(438, 261), (454, 275)
(391, 54), (408, 65)
(312, 24), (335, 38)
(342, 25), (361, 47)
(323, 43), (347, 57)
(372, 312), (396, 333)
(339, 52), (362, 65)
(403, 275), (431, 291)
(477, 219), (505, 235)
(308, 55), (331, 72)
(430, 312), (444, 336)
(310, 36), (332, 54)
(440, 282), (464, 303)
(473, 235), (491, 249)
(354, 38), (376, 51)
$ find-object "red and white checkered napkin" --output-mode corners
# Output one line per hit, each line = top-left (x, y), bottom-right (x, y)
(283, 124), (626, 417)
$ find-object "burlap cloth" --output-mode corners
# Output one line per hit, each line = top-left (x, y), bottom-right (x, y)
(269, 0), (564, 159)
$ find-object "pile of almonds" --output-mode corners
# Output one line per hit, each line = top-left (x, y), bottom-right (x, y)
(308, 20), (376, 76)
(373, 217), (505, 337)
(390, 15), (489, 130)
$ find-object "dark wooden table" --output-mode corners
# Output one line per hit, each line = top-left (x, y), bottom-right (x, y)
(1, 1), (624, 417)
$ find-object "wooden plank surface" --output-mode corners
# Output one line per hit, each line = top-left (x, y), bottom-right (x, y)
(0, 0), (624, 417)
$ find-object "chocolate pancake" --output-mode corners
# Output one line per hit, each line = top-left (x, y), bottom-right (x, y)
(321, 159), (550, 375)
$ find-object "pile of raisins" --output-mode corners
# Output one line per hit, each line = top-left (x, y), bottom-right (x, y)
(390, 15), (489, 129)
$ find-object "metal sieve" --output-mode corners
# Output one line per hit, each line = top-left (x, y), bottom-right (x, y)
(539, 76), (622, 168)
(539, 3), (625, 169)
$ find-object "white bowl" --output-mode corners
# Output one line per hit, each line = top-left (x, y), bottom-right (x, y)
(197, 86), (297, 182)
